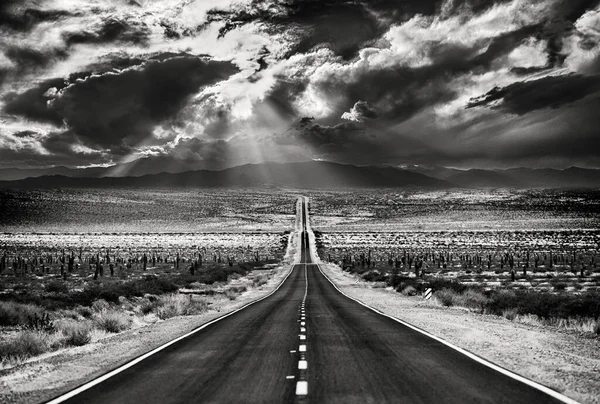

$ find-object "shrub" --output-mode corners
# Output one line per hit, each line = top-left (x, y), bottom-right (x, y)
(45, 280), (69, 294)
(139, 299), (156, 315)
(252, 274), (269, 288)
(58, 321), (92, 346)
(154, 294), (209, 320)
(224, 289), (239, 300)
(93, 310), (131, 333)
(427, 278), (467, 294)
(401, 286), (417, 296)
(362, 271), (387, 283)
(224, 286), (247, 300)
(91, 299), (110, 313)
(502, 308), (518, 321)
(460, 290), (490, 313)
(436, 289), (457, 307)
(76, 306), (93, 319)
(24, 312), (55, 333)
(0, 331), (49, 360)
(0, 301), (43, 327)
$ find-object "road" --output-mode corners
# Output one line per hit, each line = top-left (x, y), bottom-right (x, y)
(50, 198), (570, 404)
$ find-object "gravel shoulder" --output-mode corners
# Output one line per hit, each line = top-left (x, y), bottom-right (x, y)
(0, 265), (293, 404)
(319, 262), (600, 404)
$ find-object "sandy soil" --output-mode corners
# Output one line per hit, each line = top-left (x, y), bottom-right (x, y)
(0, 264), (293, 404)
(319, 262), (600, 404)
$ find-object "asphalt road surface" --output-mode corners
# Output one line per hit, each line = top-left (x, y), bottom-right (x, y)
(51, 199), (567, 404)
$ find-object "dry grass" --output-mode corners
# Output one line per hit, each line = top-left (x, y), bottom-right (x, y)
(224, 286), (248, 301)
(435, 289), (600, 334)
(154, 294), (209, 320)
(509, 314), (600, 334)
(252, 274), (269, 288)
(55, 319), (92, 346)
(0, 301), (43, 327)
(0, 331), (53, 362)
(93, 310), (132, 333)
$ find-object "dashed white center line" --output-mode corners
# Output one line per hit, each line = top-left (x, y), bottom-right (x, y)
(296, 381), (308, 395)
(290, 350), (296, 353)
(286, 375), (295, 379)
(292, 252), (310, 397)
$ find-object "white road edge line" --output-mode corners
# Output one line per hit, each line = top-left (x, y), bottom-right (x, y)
(315, 263), (580, 404)
(46, 264), (297, 404)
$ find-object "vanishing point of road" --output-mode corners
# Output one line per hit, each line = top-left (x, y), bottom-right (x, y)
(49, 197), (573, 404)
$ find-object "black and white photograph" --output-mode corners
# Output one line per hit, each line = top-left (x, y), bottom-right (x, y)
(0, 0), (599, 402)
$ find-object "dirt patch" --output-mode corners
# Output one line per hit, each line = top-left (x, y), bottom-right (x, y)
(319, 262), (600, 404)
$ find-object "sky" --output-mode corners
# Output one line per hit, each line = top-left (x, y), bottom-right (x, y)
(0, 0), (599, 170)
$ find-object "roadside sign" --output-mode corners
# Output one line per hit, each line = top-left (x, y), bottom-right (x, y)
(424, 288), (433, 300)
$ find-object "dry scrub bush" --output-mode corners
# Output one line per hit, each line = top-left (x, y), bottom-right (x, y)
(0, 301), (43, 327)
(502, 308), (518, 321)
(56, 319), (92, 346)
(460, 290), (490, 313)
(91, 299), (110, 313)
(252, 274), (269, 288)
(435, 289), (458, 307)
(93, 310), (132, 333)
(0, 331), (49, 361)
(401, 286), (417, 296)
(224, 285), (247, 300)
(76, 306), (93, 319)
(154, 294), (209, 319)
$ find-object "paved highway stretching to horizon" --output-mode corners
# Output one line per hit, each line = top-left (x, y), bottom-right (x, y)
(48, 197), (574, 404)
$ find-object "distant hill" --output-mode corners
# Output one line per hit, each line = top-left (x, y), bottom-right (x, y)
(400, 165), (464, 180)
(446, 169), (525, 188)
(0, 165), (106, 181)
(0, 156), (210, 181)
(445, 167), (600, 188)
(0, 161), (450, 189)
(2, 161), (599, 189)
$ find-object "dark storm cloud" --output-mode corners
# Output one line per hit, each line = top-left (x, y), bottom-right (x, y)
(50, 56), (238, 152)
(538, 0), (600, 67)
(5, 46), (68, 70)
(467, 74), (600, 114)
(1, 0), (600, 171)
(0, 2), (76, 32)
(3, 56), (238, 155)
(268, 21), (546, 128)
(3, 77), (67, 125)
(204, 0), (522, 59)
(0, 130), (107, 169)
(276, 117), (367, 148)
(206, 0), (381, 59)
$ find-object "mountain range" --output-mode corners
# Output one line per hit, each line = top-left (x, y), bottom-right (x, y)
(0, 158), (599, 189)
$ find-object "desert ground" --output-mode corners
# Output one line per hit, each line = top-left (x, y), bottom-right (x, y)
(0, 188), (598, 403)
